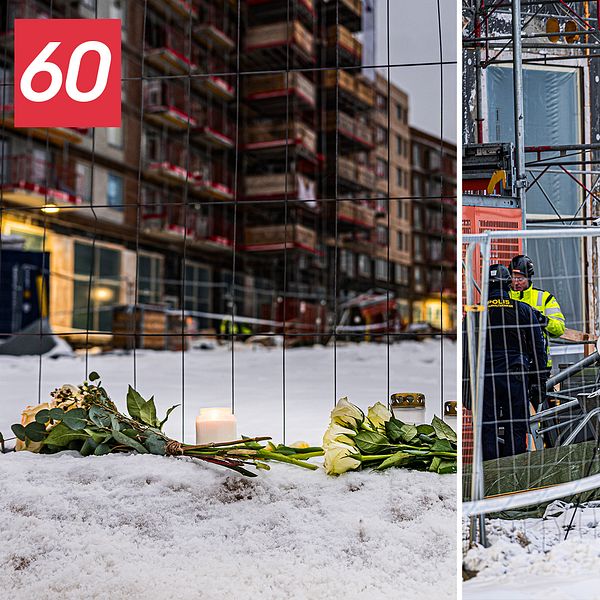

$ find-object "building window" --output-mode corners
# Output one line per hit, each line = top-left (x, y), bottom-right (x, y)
(395, 264), (409, 285)
(73, 242), (121, 331)
(412, 144), (421, 167)
(376, 93), (387, 111)
(340, 249), (355, 278)
(107, 173), (124, 209)
(414, 235), (422, 260)
(397, 231), (404, 251)
(376, 158), (388, 179)
(138, 254), (163, 305)
(396, 167), (404, 188)
(184, 262), (211, 316)
(107, 126), (123, 148)
(375, 125), (388, 145)
(75, 162), (92, 203)
(376, 225), (388, 246)
(396, 103), (407, 123)
(375, 259), (387, 281)
(396, 135), (402, 156)
(412, 174), (422, 197)
(358, 254), (371, 278)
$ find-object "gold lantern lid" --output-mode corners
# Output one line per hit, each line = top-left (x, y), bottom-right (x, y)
(444, 400), (457, 417)
(390, 392), (425, 410)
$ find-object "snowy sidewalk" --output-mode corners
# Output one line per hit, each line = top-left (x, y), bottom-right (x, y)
(0, 452), (456, 599)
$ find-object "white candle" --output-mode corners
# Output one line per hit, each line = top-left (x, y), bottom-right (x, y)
(444, 401), (458, 432)
(390, 392), (426, 425)
(195, 407), (237, 444)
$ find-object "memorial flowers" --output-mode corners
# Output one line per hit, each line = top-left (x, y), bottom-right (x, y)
(9, 373), (321, 477)
(323, 397), (457, 476)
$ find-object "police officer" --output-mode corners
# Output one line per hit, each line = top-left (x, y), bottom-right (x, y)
(482, 264), (546, 460)
(508, 255), (566, 371)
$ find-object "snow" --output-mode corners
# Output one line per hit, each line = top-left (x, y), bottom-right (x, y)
(0, 339), (456, 445)
(463, 504), (600, 599)
(0, 340), (457, 598)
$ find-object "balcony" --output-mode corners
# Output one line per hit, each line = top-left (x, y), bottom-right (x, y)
(194, 1), (236, 51)
(148, 0), (198, 19)
(323, 70), (374, 111)
(192, 169), (234, 202)
(0, 105), (87, 145)
(193, 110), (235, 149)
(193, 214), (234, 250)
(192, 72), (235, 102)
(142, 206), (192, 239)
(145, 46), (196, 75)
(244, 172), (316, 202)
(244, 119), (317, 156)
(1, 155), (83, 209)
(337, 201), (375, 229)
(245, 72), (315, 109)
(326, 25), (362, 66)
(321, 0), (362, 32)
(144, 82), (198, 129)
(246, 20), (315, 64)
(145, 162), (190, 186)
(335, 157), (375, 190)
(326, 111), (373, 150)
(247, 0), (315, 26)
(243, 224), (317, 253)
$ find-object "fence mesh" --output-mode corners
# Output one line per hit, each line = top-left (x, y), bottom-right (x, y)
(0, 0), (456, 448)
(463, 228), (600, 554)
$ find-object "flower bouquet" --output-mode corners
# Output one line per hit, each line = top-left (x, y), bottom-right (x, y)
(7, 372), (322, 477)
(322, 397), (457, 475)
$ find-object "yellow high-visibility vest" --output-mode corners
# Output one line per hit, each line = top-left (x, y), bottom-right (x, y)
(509, 286), (565, 367)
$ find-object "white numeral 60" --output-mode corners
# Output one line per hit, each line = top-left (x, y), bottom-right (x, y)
(20, 41), (112, 103)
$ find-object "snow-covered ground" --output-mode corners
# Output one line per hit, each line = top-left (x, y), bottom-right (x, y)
(0, 339), (456, 445)
(0, 340), (457, 599)
(463, 504), (600, 600)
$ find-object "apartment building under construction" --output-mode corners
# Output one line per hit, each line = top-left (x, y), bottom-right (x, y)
(0, 0), (457, 343)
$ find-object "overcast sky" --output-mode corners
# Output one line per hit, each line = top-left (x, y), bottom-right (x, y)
(371, 0), (457, 143)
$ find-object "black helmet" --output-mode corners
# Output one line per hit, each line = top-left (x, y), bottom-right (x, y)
(509, 255), (534, 280)
(489, 264), (511, 288)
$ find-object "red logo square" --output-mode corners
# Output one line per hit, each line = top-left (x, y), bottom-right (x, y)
(14, 19), (121, 128)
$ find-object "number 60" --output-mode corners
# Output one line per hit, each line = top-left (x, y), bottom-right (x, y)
(20, 40), (112, 103)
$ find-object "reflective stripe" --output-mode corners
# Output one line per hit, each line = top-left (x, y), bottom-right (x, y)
(535, 291), (544, 308)
(545, 308), (564, 317)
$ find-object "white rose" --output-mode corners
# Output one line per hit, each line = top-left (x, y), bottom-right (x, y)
(367, 402), (393, 429)
(324, 441), (361, 475)
(330, 397), (364, 429)
(15, 402), (54, 453)
(322, 423), (357, 449)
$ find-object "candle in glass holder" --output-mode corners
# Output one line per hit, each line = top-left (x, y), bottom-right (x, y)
(390, 392), (426, 425)
(195, 407), (237, 444)
(443, 400), (457, 432)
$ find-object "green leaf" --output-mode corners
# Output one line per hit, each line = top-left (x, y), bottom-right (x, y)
(437, 460), (457, 474)
(139, 397), (158, 427)
(431, 439), (454, 454)
(159, 404), (180, 430)
(385, 418), (405, 443)
(112, 430), (148, 454)
(354, 430), (390, 455)
(88, 406), (111, 428)
(44, 423), (89, 446)
(417, 424), (435, 436)
(431, 416), (457, 443)
(376, 451), (412, 470)
(418, 433), (435, 445)
(24, 421), (47, 442)
(88, 371), (100, 382)
(80, 438), (98, 456)
(144, 433), (167, 455)
(11, 422), (32, 443)
(62, 408), (88, 431)
(110, 415), (122, 433)
(34, 409), (51, 424)
(429, 457), (442, 472)
(399, 424), (418, 443)
(126, 386), (146, 420)
(83, 428), (106, 445)
(94, 442), (112, 456)
(49, 408), (65, 421)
